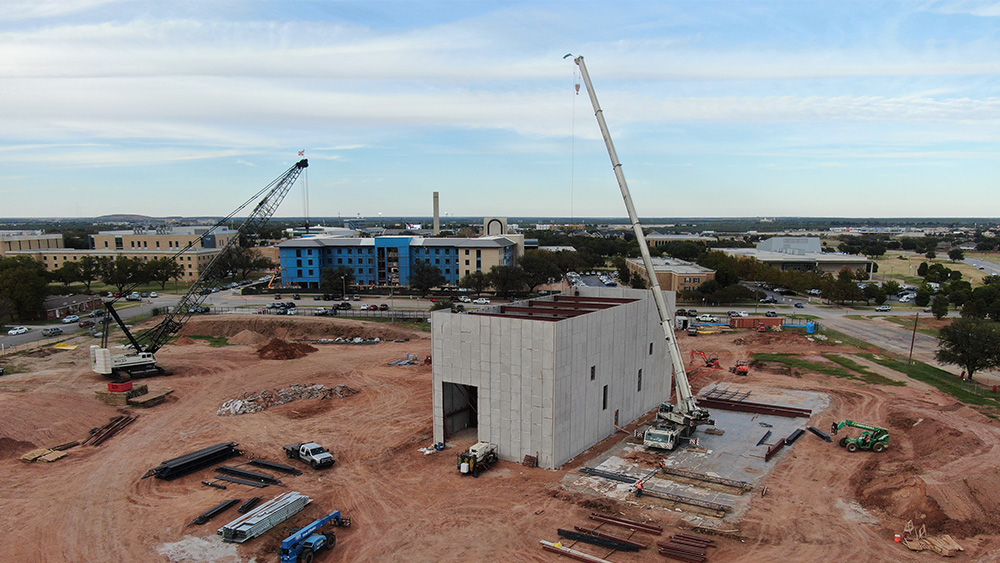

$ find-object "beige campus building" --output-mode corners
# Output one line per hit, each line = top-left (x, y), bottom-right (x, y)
(626, 257), (717, 293)
(0, 231), (63, 257)
(90, 226), (237, 252)
(8, 248), (222, 281)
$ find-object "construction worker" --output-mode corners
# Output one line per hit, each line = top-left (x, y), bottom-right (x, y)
(636, 481), (644, 498)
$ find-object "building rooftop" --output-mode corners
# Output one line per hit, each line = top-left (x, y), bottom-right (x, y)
(472, 294), (638, 322)
(628, 256), (715, 275)
(718, 248), (870, 263)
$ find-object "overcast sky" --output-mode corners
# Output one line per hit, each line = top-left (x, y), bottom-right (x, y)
(1, 1), (998, 219)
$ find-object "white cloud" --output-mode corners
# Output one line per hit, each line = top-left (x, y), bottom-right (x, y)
(0, 0), (118, 21)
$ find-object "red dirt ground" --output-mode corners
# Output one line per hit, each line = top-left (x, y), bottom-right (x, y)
(1, 316), (999, 562)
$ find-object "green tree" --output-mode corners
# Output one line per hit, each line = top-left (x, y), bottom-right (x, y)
(519, 251), (562, 292)
(53, 261), (82, 288)
(321, 266), (354, 296)
(926, 249), (936, 260)
(612, 256), (631, 285)
(144, 258), (185, 290)
(917, 262), (928, 277)
(881, 280), (901, 297)
(77, 256), (105, 293)
(488, 265), (526, 298)
(100, 256), (146, 293)
(936, 317), (1000, 380)
(930, 294), (949, 320)
(0, 256), (49, 320)
(915, 286), (933, 307)
(459, 271), (489, 295)
(948, 248), (965, 261)
(409, 260), (446, 295)
(863, 284), (887, 305)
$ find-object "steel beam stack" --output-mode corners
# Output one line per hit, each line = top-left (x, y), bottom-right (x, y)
(143, 442), (243, 480)
(218, 491), (311, 543)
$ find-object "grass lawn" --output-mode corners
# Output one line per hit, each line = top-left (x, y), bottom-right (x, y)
(751, 352), (905, 386)
(885, 316), (941, 338)
(859, 353), (1000, 410)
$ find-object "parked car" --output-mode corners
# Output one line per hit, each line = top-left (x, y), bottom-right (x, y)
(313, 295), (323, 300)
(696, 314), (719, 323)
(675, 309), (688, 317)
(352, 294), (361, 301)
(78, 320), (96, 328)
(274, 294), (282, 299)
(875, 305), (892, 312)
(7, 326), (29, 336)
(293, 294), (301, 300)
(336, 302), (352, 310)
(765, 311), (779, 318)
(61, 315), (80, 324)
(759, 297), (777, 304)
(42, 327), (64, 337)
(379, 304), (389, 311)
(458, 296), (472, 303)
(473, 298), (491, 304)
(149, 292), (158, 298)
(359, 304), (370, 310)
(686, 309), (698, 316)
(794, 302), (805, 308)
(89, 309), (106, 318)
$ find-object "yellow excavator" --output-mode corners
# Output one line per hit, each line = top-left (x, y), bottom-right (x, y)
(831, 420), (889, 452)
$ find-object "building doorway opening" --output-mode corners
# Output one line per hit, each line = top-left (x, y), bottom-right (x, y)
(442, 383), (478, 439)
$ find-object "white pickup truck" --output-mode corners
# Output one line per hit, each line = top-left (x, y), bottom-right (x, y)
(283, 442), (335, 469)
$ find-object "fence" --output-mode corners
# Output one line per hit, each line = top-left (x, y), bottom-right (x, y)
(182, 306), (432, 321)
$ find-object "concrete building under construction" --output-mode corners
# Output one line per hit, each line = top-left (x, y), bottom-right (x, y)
(431, 286), (676, 469)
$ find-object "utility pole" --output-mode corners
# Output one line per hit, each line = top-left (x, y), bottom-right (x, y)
(908, 313), (919, 366)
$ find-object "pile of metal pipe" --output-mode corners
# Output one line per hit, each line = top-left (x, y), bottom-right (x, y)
(143, 442), (242, 480)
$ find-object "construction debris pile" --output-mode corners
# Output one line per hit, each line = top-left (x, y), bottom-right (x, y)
(217, 384), (357, 416)
(256, 338), (317, 360)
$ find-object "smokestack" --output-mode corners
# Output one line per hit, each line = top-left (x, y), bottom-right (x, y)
(433, 191), (440, 235)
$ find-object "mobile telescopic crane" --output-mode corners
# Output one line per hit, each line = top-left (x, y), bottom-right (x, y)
(90, 159), (308, 379)
(573, 56), (713, 451)
(831, 420), (890, 452)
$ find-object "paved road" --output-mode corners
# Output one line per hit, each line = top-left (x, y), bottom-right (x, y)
(1, 298), (178, 351)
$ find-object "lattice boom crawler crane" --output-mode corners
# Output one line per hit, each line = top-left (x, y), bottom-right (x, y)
(90, 159), (308, 379)
(573, 55), (713, 451)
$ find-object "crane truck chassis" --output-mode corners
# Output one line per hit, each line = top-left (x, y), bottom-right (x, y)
(573, 55), (713, 452)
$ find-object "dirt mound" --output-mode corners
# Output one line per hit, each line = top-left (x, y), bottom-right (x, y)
(172, 336), (198, 346)
(0, 437), (36, 459)
(22, 348), (63, 358)
(229, 329), (267, 346)
(907, 417), (983, 459)
(256, 339), (318, 360)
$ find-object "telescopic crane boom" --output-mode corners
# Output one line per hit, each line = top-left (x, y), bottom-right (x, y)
(573, 56), (712, 450)
(91, 159), (308, 378)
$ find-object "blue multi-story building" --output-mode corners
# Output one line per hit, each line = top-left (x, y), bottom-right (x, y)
(277, 235), (519, 289)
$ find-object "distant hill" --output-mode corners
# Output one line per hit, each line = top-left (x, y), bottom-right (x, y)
(93, 214), (183, 223)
